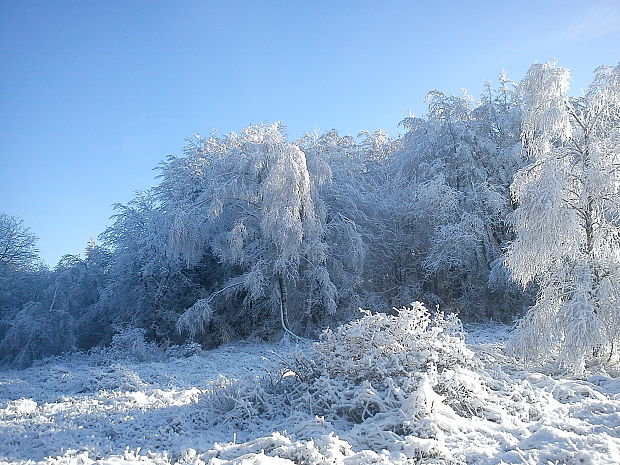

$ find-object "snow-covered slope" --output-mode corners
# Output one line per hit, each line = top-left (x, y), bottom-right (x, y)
(1, 323), (619, 465)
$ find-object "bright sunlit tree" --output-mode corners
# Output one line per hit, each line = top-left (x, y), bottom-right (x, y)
(507, 62), (620, 373)
(163, 123), (337, 339)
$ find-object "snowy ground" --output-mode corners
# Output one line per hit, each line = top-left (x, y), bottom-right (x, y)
(1, 324), (619, 465)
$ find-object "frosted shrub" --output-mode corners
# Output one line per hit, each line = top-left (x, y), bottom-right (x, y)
(107, 326), (164, 362)
(202, 303), (545, 463)
(164, 341), (204, 358)
(292, 303), (490, 439)
(79, 364), (148, 392)
(313, 303), (473, 383)
(201, 375), (279, 427)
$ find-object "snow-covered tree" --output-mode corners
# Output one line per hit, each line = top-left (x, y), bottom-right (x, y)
(297, 130), (377, 320)
(162, 123), (337, 339)
(0, 214), (49, 366)
(97, 190), (221, 345)
(0, 238), (112, 367)
(386, 78), (523, 317)
(0, 212), (40, 271)
(508, 62), (620, 373)
(52, 246), (111, 349)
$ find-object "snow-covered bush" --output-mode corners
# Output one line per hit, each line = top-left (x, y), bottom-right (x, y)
(312, 303), (471, 383)
(201, 303), (544, 463)
(78, 364), (149, 392)
(97, 326), (165, 362)
(290, 303), (494, 443)
(164, 341), (204, 358)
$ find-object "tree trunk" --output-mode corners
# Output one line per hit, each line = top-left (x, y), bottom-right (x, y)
(277, 272), (291, 335)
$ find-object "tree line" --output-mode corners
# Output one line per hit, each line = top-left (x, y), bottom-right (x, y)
(1, 62), (618, 374)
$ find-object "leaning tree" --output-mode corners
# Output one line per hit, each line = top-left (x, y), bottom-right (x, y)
(162, 123), (337, 340)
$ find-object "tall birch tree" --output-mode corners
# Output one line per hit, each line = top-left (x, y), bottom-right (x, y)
(508, 62), (620, 373)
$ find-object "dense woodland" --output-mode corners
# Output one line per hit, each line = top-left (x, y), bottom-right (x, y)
(1, 62), (619, 374)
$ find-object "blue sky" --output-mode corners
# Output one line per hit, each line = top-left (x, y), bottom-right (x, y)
(1, 0), (619, 266)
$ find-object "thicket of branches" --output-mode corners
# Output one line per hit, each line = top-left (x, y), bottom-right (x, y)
(1, 62), (618, 373)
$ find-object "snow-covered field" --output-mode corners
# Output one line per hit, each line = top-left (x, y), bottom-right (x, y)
(1, 322), (619, 465)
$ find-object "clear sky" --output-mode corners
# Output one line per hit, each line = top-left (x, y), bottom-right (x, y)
(1, 0), (619, 266)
